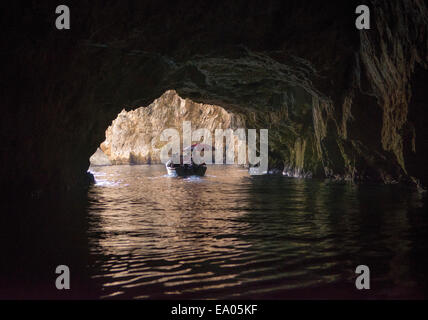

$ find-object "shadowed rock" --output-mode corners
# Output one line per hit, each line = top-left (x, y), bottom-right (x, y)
(89, 148), (112, 166)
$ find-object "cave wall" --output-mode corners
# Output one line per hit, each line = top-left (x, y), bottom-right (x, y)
(2, 0), (428, 197)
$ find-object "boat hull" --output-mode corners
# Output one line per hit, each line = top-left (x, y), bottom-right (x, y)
(166, 164), (207, 177)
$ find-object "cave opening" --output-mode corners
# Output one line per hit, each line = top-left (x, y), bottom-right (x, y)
(89, 90), (248, 169)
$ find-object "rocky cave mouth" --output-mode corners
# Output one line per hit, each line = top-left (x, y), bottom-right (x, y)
(87, 86), (318, 179)
(89, 90), (247, 168)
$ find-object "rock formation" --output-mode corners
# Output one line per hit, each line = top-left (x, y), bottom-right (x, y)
(89, 148), (111, 166)
(96, 90), (244, 164)
(2, 0), (428, 197)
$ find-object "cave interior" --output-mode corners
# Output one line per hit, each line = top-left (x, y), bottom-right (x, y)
(1, 0), (428, 300)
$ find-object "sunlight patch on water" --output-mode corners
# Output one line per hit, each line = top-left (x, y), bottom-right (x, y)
(89, 169), (124, 187)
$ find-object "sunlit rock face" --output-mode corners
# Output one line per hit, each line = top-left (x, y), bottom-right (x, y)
(89, 148), (111, 166)
(3, 0), (428, 197)
(96, 90), (244, 164)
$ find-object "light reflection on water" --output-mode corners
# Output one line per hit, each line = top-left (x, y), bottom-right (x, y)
(87, 165), (428, 299)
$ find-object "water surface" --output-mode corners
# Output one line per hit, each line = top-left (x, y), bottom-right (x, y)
(87, 164), (428, 299)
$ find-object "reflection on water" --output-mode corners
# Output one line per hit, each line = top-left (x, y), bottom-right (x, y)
(87, 165), (428, 299)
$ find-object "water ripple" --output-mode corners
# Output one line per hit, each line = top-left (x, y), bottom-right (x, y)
(87, 165), (428, 299)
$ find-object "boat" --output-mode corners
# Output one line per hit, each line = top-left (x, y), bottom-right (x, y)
(165, 143), (213, 177)
(166, 162), (207, 177)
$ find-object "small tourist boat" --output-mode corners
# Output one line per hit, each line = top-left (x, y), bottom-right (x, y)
(165, 143), (212, 177)
(166, 162), (207, 177)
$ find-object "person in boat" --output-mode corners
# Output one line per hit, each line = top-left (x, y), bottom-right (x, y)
(166, 154), (194, 168)
(166, 144), (211, 176)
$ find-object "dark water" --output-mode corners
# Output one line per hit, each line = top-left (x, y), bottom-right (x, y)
(85, 165), (428, 299)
